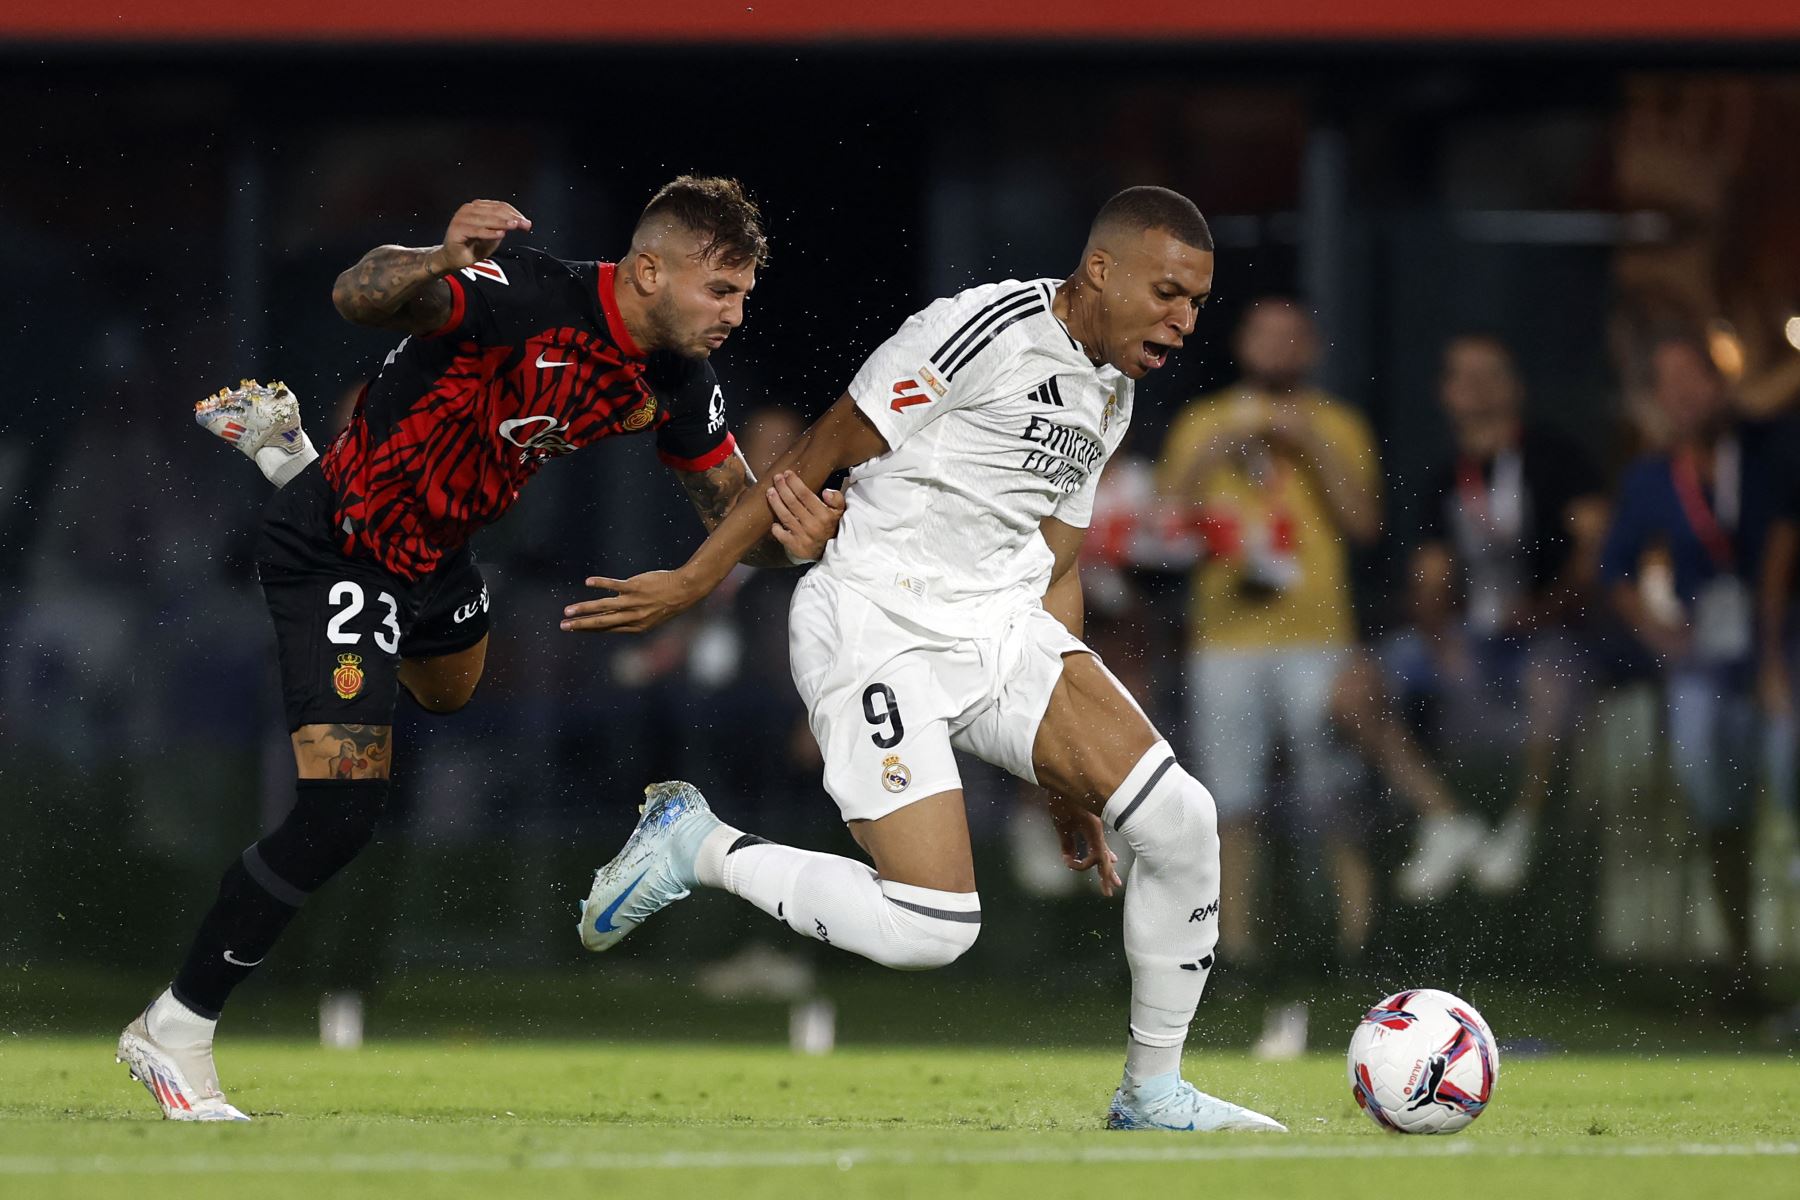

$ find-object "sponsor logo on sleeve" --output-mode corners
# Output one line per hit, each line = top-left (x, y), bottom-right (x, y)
(889, 378), (930, 412)
(705, 385), (727, 434)
(460, 259), (510, 285)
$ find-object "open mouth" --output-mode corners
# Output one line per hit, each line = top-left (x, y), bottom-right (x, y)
(1142, 340), (1175, 370)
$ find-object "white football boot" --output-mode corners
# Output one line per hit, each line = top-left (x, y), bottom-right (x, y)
(1107, 1071), (1287, 1133)
(578, 781), (722, 952)
(195, 379), (315, 485)
(116, 991), (250, 1122)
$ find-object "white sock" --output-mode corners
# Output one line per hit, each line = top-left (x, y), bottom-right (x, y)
(147, 987), (218, 1048)
(697, 826), (979, 970)
(1102, 743), (1220, 1088)
(255, 433), (318, 488)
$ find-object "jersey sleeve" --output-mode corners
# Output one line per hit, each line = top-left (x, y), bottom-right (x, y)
(425, 246), (561, 343)
(648, 354), (737, 472)
(848, 287), (1032, 451)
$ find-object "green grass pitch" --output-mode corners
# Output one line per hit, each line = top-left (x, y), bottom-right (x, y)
(2, 1040), (1794, 1199)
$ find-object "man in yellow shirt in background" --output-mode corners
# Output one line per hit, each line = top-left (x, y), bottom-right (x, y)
(1157, 298), (1380, 1053)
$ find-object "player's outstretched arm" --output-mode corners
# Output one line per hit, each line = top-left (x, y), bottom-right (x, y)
(331, 200), (531, 334)
(671, 447), (846, 569)
(563, 393), (887, 634)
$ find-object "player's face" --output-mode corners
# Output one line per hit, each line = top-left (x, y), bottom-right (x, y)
(1091, 229), (1213, 380)
(649, 251), (757, 359)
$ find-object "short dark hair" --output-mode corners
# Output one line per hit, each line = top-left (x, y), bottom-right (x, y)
(637, 176), (770, 269)
(1090, 186), (1213, 252)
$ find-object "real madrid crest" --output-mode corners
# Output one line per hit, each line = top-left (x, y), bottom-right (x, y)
(880, 754), (912, 794)
(333, 653), (365, 701)
(622, 398), (658, 431)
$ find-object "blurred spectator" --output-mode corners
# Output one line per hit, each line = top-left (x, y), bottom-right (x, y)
(1156, 298), (1382, 978)
(1601, 332), (1786, 1007)
(1373, 335), (1610, 899)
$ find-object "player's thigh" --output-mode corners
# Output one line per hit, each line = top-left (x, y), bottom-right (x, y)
(1029, 651), (1162, 813)
(261, 562), (413, 776)
(398, 634), (490, 714)
(791, 575), (967, 802)
(398, 550), (492, 713)
(291, 722), (394, 780)
(848, 788), (975, 893)
(1190, 649), (1275, 823)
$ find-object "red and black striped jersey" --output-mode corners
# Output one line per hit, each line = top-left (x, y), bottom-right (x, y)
(319, 245), (736, 581)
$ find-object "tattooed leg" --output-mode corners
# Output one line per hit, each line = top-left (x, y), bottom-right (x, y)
(291, 723), (394, 780)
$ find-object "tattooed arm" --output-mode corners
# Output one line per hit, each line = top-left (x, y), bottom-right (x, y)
(674, 447), (844, 569)
(291, 723), (394, 780)
(331, 199), (532, 334)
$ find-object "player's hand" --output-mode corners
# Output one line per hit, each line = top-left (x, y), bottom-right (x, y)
(1046, 794), (1122, 898)
(437, 200), (532, 273)
(767, 471), (845, 564)
(562, 568), (703, 634)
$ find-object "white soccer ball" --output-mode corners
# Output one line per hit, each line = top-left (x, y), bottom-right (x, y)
(1347, 988), (1499, 1134)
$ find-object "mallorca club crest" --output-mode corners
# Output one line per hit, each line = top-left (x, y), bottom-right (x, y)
(622, 397), (658, 432)
(880, 754), (912, 794)
(333, 653), (365, 701)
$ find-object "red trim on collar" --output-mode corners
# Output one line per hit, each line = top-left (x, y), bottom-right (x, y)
(597, 262), (645, 359)
(658, 432), (737, 474)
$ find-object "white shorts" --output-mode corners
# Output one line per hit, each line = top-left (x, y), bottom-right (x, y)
(789, 570), (1090, 823)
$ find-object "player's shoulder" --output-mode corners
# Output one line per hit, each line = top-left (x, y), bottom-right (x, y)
(458, 244), (593, 295)
(910, 277), (1074, 380)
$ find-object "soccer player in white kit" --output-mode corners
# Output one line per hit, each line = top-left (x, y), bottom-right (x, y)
(565, 186), (1285, 1132)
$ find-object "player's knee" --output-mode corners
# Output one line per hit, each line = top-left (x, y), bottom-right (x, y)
(1106, 745), (1218, 864)
(399, 666), (480, 714)
(407, 681), (477, 714)
(874, 882), (981, 971)
(254, 778), (390, 896)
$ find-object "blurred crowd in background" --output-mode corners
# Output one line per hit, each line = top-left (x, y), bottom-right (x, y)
(4, 50), (1800, 1045)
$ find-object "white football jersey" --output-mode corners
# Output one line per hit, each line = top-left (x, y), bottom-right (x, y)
(815, 278), (1133, 636)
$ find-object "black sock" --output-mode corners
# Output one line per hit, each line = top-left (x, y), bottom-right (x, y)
(169, 778), (388, 1018)
(170, 850), (303, 1020)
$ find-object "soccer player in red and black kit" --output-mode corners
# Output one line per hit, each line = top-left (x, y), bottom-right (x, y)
(119, 179), (844, 1120)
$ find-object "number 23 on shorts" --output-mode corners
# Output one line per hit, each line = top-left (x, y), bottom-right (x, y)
(325, 579), (402, 655)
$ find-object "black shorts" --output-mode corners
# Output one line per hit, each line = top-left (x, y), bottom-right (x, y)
(256, 464), (491, 731)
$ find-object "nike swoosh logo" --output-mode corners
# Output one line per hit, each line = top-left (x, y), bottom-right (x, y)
(222, 950), (264, 967)
(594, 869), (650, 933)
(536, 353), (574, 369)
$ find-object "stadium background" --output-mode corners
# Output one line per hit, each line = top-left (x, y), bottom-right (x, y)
(4, 3), (1800, 1050)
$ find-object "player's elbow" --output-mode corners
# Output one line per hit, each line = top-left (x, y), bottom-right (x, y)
(331, 272), (369, 324)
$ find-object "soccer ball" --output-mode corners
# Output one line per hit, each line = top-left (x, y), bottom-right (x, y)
(1347, 988), (1499, 1134)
